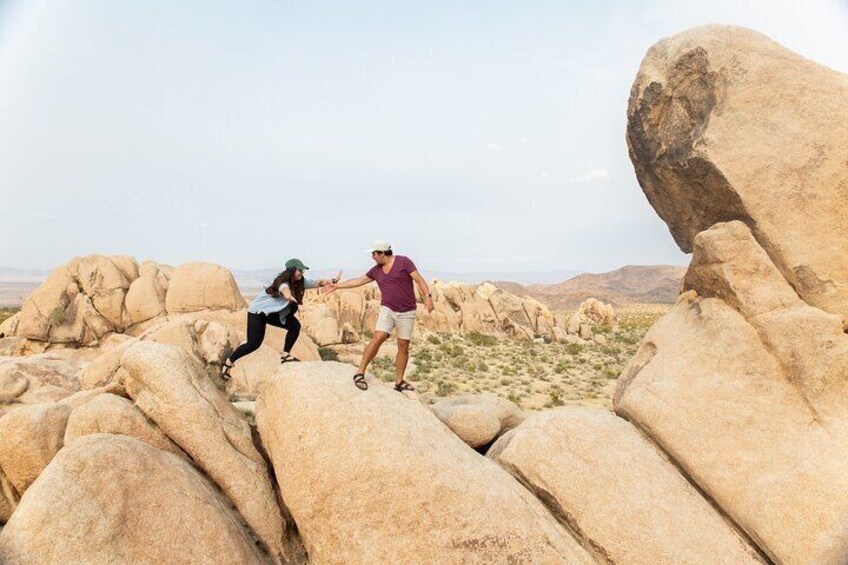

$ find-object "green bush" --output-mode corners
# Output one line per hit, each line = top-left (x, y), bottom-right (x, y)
(318, 347), (339, 362)
(427, 334), (442, 345)
(564, 343), (582, 355)
(436, 381), (457, 396)
(466, 331), (497, 347)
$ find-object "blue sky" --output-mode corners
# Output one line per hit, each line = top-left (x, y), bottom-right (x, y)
(1, 0), (846, 274)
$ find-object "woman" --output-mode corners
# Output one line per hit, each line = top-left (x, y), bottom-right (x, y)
(221, 258), (337, 380)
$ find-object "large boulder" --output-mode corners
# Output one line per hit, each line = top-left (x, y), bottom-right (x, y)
(0, 402), (71, 522)
(256, 361), (594, 564)
(615, 221), (848, 564)
(64, 393), (183, 455)
(0, 434), (269, 564)
(0, 352), (83, 405)
(165, 262), (246, 314)
(119, 341), (297, 562)
(626, 25), (848, 319)
(489, 407), (764, 564)
(431, 393), (525, 449)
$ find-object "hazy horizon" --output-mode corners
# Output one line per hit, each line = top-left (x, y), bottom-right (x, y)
(2, 1), (846, 273)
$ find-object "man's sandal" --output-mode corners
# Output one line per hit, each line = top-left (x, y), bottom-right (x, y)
(353, 373), (368, 391)
(394, 380), (415, 392)
(280, 353), (300, 364)
(220, 360), (234, 381)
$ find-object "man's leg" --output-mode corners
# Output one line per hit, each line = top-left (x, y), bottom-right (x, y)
(395, 338), (410, 384)
(394, 311), (416, 384)
(357, 332), (389, 374)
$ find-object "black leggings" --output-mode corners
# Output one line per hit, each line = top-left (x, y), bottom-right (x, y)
(229, 307), (301, 364)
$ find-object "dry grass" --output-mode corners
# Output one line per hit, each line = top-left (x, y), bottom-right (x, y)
(330, 303), (671, 411)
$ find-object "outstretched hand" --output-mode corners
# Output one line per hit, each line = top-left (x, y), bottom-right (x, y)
(321, 283), (337, 294)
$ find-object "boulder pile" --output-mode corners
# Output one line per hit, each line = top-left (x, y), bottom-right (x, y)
(300, 280), (606, 346)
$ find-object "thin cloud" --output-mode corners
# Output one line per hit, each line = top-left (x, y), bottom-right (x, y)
(570, 169), (610, 183)
(485, 142), (503, 151)
(28, 211), (56, 219)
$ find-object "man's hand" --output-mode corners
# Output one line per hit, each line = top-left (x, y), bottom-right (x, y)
(321, 283), (337, 294)
(424, 296), (435, 313)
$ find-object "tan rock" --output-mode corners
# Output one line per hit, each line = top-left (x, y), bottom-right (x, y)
(16, 267), (76, 342)
(79, 343), (130, 390)
(64, 393), (182, 455)
(0, 313), (19, 338)
(0, 434), (269, 564)
(627, 25), (848, 318)
(0, 353), (81, 405)
(489, 407), (764, 564)
(124, 273), (167, 326)
(432, 393), (525, 449)
(0, 403), (70, 503)
(165, 262), (246, 313)
(615, 222), (848, 564)
(577, 298), (617, 327)
(0, 337), (25, 357)
(256, 361), (594, 564)
(120, 341), (295, 562)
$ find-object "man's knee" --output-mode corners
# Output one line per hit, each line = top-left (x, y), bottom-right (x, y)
(372, 331), (390, 345)
(397, 339), (410, 353)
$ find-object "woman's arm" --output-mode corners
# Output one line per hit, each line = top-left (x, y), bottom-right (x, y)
(326, 275), (372, 292)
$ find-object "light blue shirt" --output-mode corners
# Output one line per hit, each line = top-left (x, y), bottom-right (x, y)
(248, 280), (317, 318)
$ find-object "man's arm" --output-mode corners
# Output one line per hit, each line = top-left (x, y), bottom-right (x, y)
(410, 271), (434, 313)
(325, 275), (373, 293)
(307, 271), (344, 291)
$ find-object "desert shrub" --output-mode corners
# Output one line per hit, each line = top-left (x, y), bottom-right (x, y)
(554, 361), (570, 374)
(564, 343), (582, 355)
(477, 361), (489, 372)
(436, 380), (457, 396)
(466, 331), (497, 347)
(548, 385), (564, 407)
(427, 334), (442, 345)
(618, 333), (639, 346)
(318, 347), (339, 362)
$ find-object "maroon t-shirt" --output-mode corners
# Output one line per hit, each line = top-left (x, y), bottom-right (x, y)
(367, 255), (418, 313)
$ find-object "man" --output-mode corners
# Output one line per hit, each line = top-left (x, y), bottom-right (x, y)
(327, 239), (434, 391)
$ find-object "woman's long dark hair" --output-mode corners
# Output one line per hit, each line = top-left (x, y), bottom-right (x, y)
(265, 267), (305, 304)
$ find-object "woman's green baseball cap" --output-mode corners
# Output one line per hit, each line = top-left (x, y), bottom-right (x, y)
(285, 258), (309, 271)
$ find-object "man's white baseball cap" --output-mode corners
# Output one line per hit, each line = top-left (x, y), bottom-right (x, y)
(367, 239), (392, 253)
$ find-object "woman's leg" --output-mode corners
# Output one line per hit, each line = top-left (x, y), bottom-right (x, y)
(267, 311), (301, 354)
(229, 313), (267, 364)
(282, 315), (301, 354)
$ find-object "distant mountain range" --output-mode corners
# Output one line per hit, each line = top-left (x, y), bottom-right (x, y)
(493, 265), (686, 310)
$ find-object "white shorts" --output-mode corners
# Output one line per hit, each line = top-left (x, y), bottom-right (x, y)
(375, 306), (417, 340)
